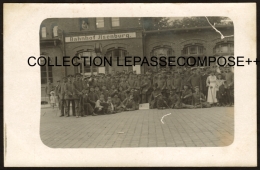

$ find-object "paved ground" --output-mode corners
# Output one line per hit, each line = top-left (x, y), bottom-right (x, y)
(40, 106), (234, 148)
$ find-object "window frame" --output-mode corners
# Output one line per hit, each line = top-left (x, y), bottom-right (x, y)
(96, 17), (105, 28)
(111, 17), (120, 27)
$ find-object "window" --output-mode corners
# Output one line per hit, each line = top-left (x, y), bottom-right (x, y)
(76, 51), (97, 75)
(106, 48), (128, 73)
(40, 56), (53, 84)
(53, 25), (58, 37)
(112, 17), (120, 27)
(214, 42), (234, 54)
(41, 26), (47, 38)
(182, 44), (204, 55)
(96, 18), (104, 28)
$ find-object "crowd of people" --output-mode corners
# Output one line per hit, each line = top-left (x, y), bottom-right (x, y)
(44, 65), (234, 118)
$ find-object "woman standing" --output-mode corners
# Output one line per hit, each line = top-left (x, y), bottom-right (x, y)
(206, 71), (218, 105)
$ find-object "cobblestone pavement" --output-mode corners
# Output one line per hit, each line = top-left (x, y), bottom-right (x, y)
(40, 107), (234, 148)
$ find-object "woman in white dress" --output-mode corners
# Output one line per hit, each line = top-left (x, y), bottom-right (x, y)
(206, 71), (218, 105)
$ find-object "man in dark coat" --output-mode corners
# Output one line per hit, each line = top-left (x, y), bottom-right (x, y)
(73, 73), (85, 117)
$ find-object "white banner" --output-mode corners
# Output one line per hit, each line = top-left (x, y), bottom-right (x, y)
(65, 32), (136, 42)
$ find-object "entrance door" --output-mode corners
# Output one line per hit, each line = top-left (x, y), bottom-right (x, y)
(106, 48), (129, 74)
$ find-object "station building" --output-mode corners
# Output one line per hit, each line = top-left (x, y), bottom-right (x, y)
(40, 17), (234, 88)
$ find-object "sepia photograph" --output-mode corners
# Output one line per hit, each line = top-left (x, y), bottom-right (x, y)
(40, 16), (234, 148)
(4, 3), (256, 167)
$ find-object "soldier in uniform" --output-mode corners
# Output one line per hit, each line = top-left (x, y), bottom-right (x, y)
(156, 93), (169, 109)
(64, 75), (75, 117)
(73, 73), (85, 118)
(112, 93), (124, 113)
(93, 94), (108, 115)
(200, 67), (208, 97)
(180, 84), (193, 105)
(223, 66), (234, 106)
(88, 86), (98, 110)
(58, 77), (67, 117)
(190, 67), (202, 92)
(122, 94), (136, 111)
(165, 73), (174, 97)
(192, 86), (211, 108)
(167, 89), (181, 109)
(101, 85), (109, 101)
(141, 75), (151, 103)
(82, 90), (94, 116)
(149, 85), (161, 109)
(173, 71), (183, 95)
(127, 72), (136, 91)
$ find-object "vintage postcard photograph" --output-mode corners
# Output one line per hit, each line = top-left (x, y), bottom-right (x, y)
(40, 17), (234, 148)
(4, 3), (256, 167)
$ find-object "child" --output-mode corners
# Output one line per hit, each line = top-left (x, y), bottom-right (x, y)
(50, 91), (56, 109)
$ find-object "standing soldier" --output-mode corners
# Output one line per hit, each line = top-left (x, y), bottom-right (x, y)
(200, 67), (208, 98)
(157, 74), (166, 91)
(58, 77), (67, 117)
(73, 73), (85, 118)
(141, 75), (151, 103)
(173, 71), (182, 96)
(127, 72), (136, 91)
(223, 66), (234, 106)
(64, 75), (75, 117)
(190, 67), (202, 92)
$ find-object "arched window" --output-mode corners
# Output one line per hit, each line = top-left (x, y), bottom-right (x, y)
(40, 24), (47, 38)
(182, 43), (205, 56)
(106, 47), (128, 74)
(213, 41), (234, 54)
(150, 45), (174, 70)
(51, 23), (58, 37)
(213, 41), (234, 66)
(75, 50), (98, 75)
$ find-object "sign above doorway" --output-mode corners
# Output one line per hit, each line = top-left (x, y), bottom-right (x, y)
(65, 32), (136, 42)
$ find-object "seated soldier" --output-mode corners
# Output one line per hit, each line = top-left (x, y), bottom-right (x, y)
(122, 94), (136, 111)
(156, 94), (169, 109)
(82, 91), (94, 116)
(112, 93), (124, 113)
(93, 94), (109, 115)
(106, 96), (115, 114)
(94, 86), (101, 99)
(129, 88), (140, 110)
(88, 86), (98, 109)
(192, 86), (211, 108)
(181, 84), (193, 105)
(178, 84), (195, 109)
(109, 84), (118, 97)
(149, 85), (161, 109)
(167, 89), (182, 109)
(101, 85), (109, 101)
(118, 86), (127, 101)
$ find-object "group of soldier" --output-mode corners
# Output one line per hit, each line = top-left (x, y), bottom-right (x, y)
(44, 65), (234, 118)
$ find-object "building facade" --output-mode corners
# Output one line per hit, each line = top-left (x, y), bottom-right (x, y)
(40, 17), (234, 87)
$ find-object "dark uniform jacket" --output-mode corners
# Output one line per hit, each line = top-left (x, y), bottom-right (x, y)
(73, 80), (84, 99)
(192, 92), (206, 105)
(64, 82), (74, 100)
